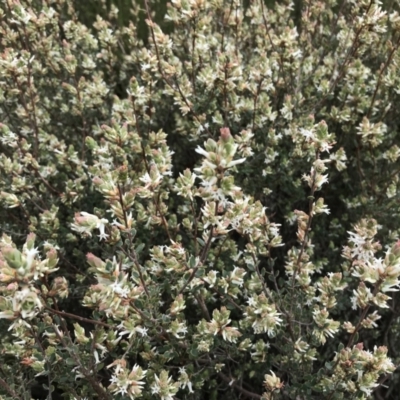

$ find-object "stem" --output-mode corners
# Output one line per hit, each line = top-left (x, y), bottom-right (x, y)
(143, 0), (212, 137)
(223, 59), (228, 126)
(347, 279), (383, 348)
(130, 93), (173, 242)
(248, 243), (296, 343)
(367, 34), (400, 119)
(0, 377), (23, 400)
(194, 292), (211, 320)
(118, 245), (150, 297)
(129, 300), (181, 343)
(313, 0), (374, 114)
(11, 73), (39, 157)
(52, 325), (111, 400)
(290, 156), (319, 294)
(252, 78), (264, 134)
(30, 326), (53, 400)
(259, 0), (291, 92)
(326, 279), (384, 400)
(117, 183), (150, 297)
(218, 372), (262, 399)
(191, 19), (197, 97)
(178, 201), (218, 294)
(73, 75), (88, 161)
(25, 45), (40, 157)
(44, 305), (112, 328)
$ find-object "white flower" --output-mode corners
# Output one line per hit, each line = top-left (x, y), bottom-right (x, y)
(24, 247), (39, 270)
(226, 157), (246, 168)
(195, 146), (209, 158)
(299, 128), (314, 140)
(111, 281), (130, 297)
(139, 172), (152, 184)
(97, 219), (109, 241)
(247, 297), (257, 307)
(135, 326), (148, 337)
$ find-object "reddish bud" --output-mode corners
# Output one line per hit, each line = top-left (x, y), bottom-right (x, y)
(220, 127), (231, 142)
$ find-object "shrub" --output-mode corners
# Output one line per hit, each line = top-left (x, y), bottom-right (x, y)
(0, 0), (400, 399)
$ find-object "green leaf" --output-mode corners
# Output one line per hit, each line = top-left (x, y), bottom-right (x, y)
(65, 358), (75, 366)
(135, 243), (145, 254)
(189, 347), (199, 358)
(188, 255), (196, 268)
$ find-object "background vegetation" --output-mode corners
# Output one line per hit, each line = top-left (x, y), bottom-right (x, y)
(1, 0), (400, 399)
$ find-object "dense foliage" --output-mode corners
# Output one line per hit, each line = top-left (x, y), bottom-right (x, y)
(1, 0), (400, 399)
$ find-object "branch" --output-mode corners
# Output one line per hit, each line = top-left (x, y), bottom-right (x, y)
(143, 0), (212, 137)
(117, 183), (150, 297)
(0, 377), (23, 400)
(118, 245), (150, 297)
(52, 325), (112, 400)
(218, 372), (262, 399)
(366, 34), (400, 119)
(178, 201), (218, 294)
(44, 305), (112, 328)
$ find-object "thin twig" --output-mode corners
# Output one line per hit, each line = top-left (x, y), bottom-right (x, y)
(52, 324), (112, 400)
(44, 305), (112, 328)
(312, 0), (374, 114)
(0, 377), (23, 400)
(218, 372), (262, 399)
(346, 279), (383, 348)
(143, 0), (213, 137)
(366, 34), (400, 119)
(178, 201), (218, 294)
(118, 245), (150, 297)
(117, 183), (150, 297)
(30, 326), (53, 400)
(290, 154), (319, 293)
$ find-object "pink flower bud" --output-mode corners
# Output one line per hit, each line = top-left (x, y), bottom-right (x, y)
(220, 127), (231, 142)
(86, 253), (105, 270)
(92, 177), (103, 186)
